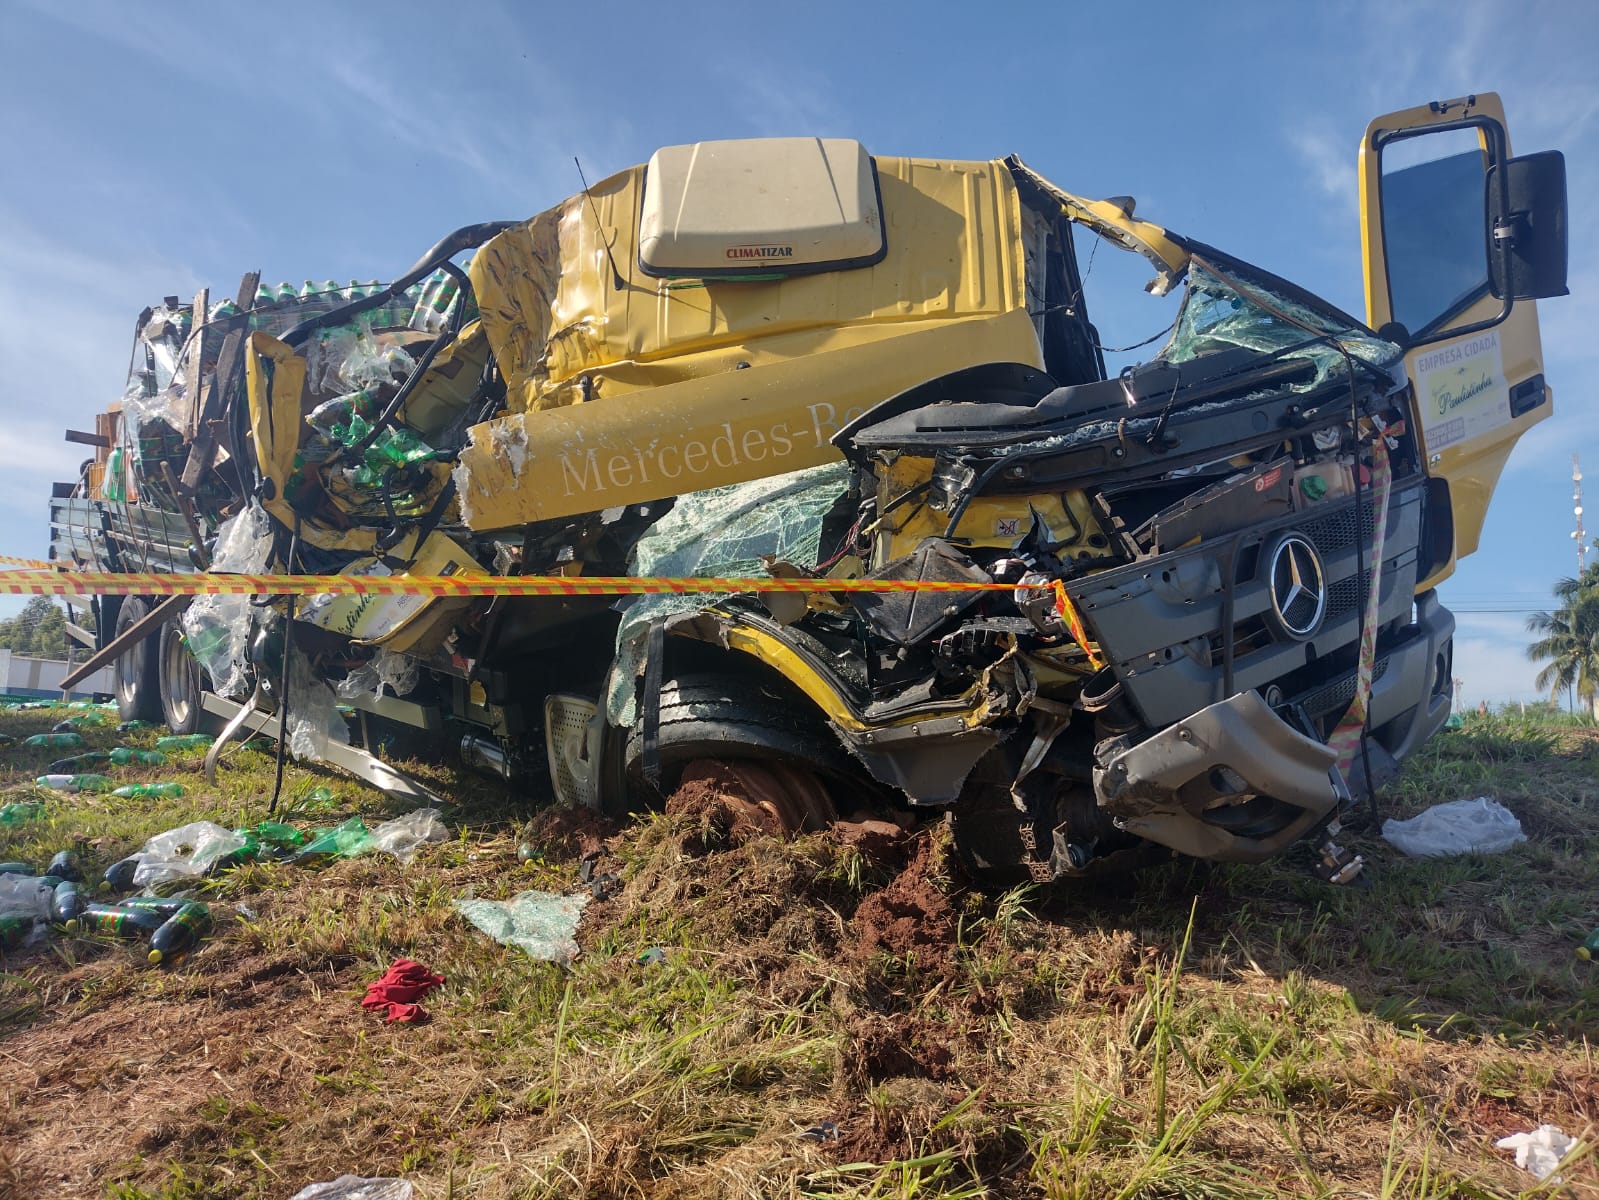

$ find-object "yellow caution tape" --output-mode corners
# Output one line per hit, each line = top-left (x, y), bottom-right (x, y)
(0, 570), (1101, 659)
(0, 568), (1022, 600)
(0, 554), (58, 570)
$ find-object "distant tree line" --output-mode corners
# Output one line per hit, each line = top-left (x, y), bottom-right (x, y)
(0, 596), (75, 660)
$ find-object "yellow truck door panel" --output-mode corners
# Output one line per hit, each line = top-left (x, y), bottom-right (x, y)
(1358, 93), (1567, 581)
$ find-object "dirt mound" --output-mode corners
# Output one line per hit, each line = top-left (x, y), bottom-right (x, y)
(523, 801), (615, 861)
(850, 833), (957, 967)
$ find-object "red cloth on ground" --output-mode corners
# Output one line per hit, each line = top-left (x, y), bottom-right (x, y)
(362, 957), (445, 1024)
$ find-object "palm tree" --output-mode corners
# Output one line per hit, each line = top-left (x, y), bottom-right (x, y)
(1525, 563), (1599, 719)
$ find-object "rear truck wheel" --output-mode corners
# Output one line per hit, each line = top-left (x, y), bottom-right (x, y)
(111, 596), (161, 724)
(158, 620), (204, 735)
(621, 672), (857, 822)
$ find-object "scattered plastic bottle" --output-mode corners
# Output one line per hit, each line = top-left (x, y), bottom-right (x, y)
(104, 447), (127, 502)
(253, 821), (306, 848)
(116, 720), (156, 733)
(307, 390), (377, 443)
(51, 719), (80, 733)
(48, 751), (111, 772)
(24, 732), (84, 749)
(111, 782), (184, 800)
(101, 856), (140, 892)
(117, 896), (188, 919)
(109, 747), (168, 767)
(0, 802), (43, 825)
(35, 774), (114, 794)
(0, 863), (33, 876)
(155, 734), (212, 751)
(50, 881), (85, 923)
(69, 903), (166, 938)
(148, 902), (212, 965)
(0, 913), (31, 950)
(46, 851), (82, 882)
(1577, 929), (1599, 961)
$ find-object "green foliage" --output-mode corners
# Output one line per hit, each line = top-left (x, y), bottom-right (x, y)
(1526, 561), (1599, 714)
(0, 595), (71, 660)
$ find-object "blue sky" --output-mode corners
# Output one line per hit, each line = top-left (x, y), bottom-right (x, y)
(0, 0), (1594, 705)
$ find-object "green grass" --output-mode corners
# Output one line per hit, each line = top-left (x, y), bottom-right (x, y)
(0, 700), (1596, 1198)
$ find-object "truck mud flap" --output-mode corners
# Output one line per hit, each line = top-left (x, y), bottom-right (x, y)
(1093, 690), (1340, 863)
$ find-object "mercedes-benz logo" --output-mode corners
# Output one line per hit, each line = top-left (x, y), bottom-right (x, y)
(1265, 533), (1327, 639)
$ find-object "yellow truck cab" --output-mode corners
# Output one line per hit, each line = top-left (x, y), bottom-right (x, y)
(56, 94), (1566, 886)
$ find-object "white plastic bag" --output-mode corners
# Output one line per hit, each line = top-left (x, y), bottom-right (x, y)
(1496, 1124), (1577, 1181)
(287, 1176), (413, 1200)
(367, 809), (448, 864)
(1381, 797), (1527, 858)
(0, 874), (52, 920)
(132, 820), (249, 887)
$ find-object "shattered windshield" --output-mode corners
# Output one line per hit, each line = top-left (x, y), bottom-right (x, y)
(1157, 257), (1404, 391)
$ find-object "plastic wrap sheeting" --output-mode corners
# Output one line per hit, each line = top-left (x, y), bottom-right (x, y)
(287, 647), (352, 763)
(180, 501), (276, 699)
(1157, 259), (1403, 389)
(336, 649), (421, 703)
(606, 461), (851, 725)
(303, 319), (416, 397)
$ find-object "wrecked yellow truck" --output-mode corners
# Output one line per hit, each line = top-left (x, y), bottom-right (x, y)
(50, 93), (1568, 884)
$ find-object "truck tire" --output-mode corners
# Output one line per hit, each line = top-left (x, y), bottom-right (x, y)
(111, 597), (161, 724)
(158, 620), (205, 734)
(622, 672), (854, 804)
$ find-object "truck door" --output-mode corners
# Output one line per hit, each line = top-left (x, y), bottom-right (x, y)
(1358, 92), (1568, 586)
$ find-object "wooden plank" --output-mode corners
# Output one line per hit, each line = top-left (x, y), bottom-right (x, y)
(235, 270), (261, 311)
(65, 429), (112, 449)
(180, 287), (208, 438)
(179, 420), (222, 491)
(64, 621), (96, 649)
(58, 593), (193, 690)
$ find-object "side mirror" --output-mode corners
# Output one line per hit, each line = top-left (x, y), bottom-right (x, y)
(1488, 151), (1569, 301)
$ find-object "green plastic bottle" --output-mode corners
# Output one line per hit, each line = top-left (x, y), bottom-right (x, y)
(1577, 929), (1599, 961)
(36, 774), (114, 793)
(155, 734), (212, 751)
(51, 881), (86, 923)
(117, 896), (187, 919)
(0, 802), (43, 825)
(0, 913), (30, 950)
(293, 817), (371, 863)
(104, 447), (127, 502)
(109, 747), (168, 767)
(46, 851), (82, 882)
(111, 782), (184, 800)
(254, 821), (306, 848)
(47, 751), (111, 772)
(0, 863), (33, 876)
(101, 856), (140, 892)
(70, 903), (166, 938)
(148, 902), (212, 965)
(117, 719), (156, 733)
(24, 732), (84, 749)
